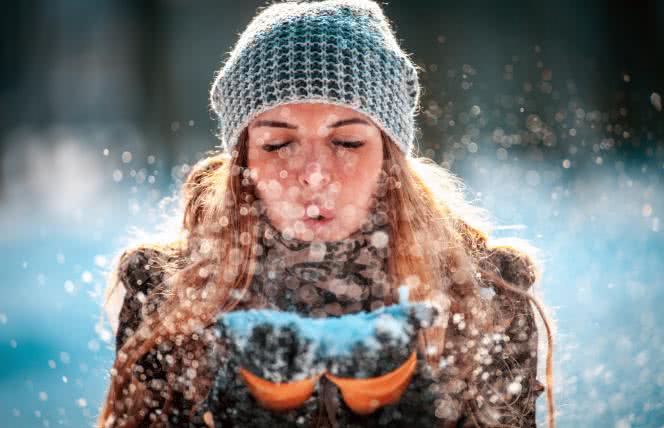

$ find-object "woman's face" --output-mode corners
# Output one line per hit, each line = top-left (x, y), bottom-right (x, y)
(247, 102), (384, 242)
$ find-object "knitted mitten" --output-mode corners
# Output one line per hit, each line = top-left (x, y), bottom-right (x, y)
(192, 288), (442, 427)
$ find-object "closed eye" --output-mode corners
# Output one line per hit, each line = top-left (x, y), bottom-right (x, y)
(333, 140), (365, 149)
(262, 140), (365, 152)
(263, 141), (292, 152)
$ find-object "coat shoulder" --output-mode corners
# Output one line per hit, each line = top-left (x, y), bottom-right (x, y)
(115, 246), (172, 350)
(479, 245), (539, 292)
(117, 246), (168, 294)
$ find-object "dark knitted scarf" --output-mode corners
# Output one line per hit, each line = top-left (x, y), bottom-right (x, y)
(247, 209), (395, 317)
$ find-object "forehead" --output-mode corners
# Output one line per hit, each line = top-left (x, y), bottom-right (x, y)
(251, 102), (373, 125)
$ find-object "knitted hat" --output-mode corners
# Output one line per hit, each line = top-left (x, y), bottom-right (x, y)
(209, 0), (422, 155)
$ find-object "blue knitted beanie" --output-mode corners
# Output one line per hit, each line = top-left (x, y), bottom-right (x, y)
(209, 0), (422, 155)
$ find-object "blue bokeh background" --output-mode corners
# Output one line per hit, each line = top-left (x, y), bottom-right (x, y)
(2, 1), (663, 427)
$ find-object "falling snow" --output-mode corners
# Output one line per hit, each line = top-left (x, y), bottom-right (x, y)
(2, 3), (663, 427)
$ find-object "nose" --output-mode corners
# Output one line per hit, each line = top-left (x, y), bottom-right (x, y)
(298, 160), (331, 189)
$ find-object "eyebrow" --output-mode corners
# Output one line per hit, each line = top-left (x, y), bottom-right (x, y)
(251, 117), (370, 129)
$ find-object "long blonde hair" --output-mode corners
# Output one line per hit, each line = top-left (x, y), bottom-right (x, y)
(97, 129), (555, 427)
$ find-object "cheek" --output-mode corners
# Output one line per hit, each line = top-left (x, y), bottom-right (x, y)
(249, 157), (295, 201)
(337, 152), (382, 202)
(341, 153), (382, 189)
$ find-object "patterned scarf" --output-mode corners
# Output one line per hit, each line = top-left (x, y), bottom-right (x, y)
(246, 209), (396, 318)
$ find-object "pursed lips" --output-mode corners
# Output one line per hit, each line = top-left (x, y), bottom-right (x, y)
(303, 203), (335, 220)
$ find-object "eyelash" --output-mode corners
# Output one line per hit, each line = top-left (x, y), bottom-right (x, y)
(262, 140), (365, 152)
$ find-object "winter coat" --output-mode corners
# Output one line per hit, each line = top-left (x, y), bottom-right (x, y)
(114, 241), (544, 427)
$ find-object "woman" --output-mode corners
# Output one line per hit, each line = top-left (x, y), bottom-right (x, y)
(98, 0), (555, 427)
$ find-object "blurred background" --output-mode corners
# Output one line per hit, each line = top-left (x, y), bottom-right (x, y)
(1, 0), (663, 426)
